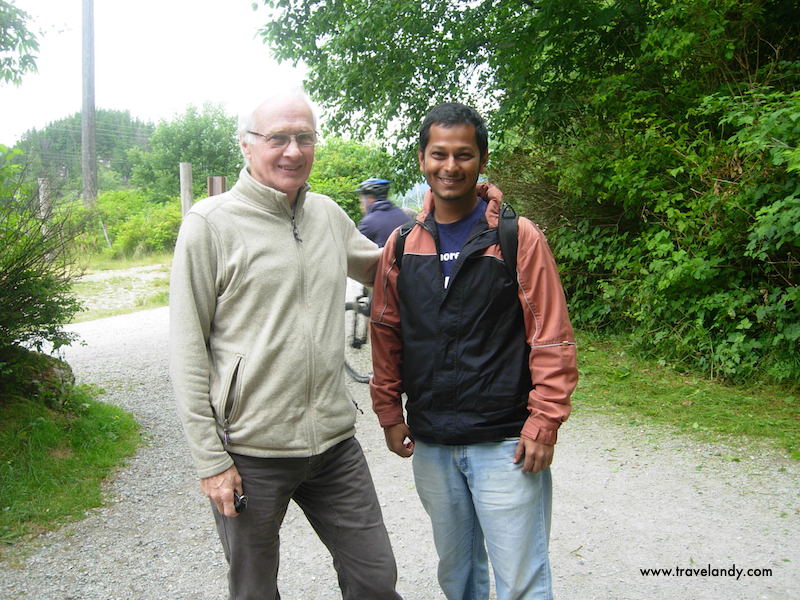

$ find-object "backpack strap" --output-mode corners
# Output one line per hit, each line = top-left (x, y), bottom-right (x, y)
(394, 220), (416, 269)
(498, 202), (519, 278)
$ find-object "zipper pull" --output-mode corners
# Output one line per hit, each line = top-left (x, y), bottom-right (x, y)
(292, 217), (303, 243)
(223, 422), (231, 446)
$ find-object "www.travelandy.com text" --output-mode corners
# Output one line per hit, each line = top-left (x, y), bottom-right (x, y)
(639, 564), (772, 580)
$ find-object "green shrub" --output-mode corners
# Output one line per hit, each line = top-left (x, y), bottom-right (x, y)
(64, 191), (182, 259)
(0, 146), (82, 356)
(533, 85), (800, 384)
(309, 137), (400, 222)
(111, 199), (182, 258)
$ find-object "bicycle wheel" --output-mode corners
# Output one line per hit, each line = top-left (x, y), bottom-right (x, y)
(344, 298), (372, 383)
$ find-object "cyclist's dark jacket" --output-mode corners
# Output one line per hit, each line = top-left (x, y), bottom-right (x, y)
(358, 200), (410, 247)
(370, 183), (577, 446)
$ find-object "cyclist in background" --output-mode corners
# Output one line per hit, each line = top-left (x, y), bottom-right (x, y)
(356, 178), (411, 247)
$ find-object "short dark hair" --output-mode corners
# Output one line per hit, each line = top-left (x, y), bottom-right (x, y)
(418, 102), (488, 159)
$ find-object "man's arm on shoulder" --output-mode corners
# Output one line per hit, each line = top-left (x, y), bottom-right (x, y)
(338, 205), (380, 285)
(515, 218), (579, 448)
(369, 233), (410, 456)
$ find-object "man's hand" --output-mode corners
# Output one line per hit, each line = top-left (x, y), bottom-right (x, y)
(513, 438), (554, 473)
(384, 423), (414, 458)
(200, 465), (243, 517)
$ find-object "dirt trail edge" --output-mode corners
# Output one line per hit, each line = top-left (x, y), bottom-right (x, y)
(2, 305), (797, 599)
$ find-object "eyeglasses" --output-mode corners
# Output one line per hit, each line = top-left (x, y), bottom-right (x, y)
(247, 130), (318, 149)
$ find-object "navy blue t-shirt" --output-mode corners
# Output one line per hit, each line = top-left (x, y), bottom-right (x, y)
(437, 199), (486, 288)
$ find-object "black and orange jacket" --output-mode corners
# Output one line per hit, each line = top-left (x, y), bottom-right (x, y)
(369, 182), (578, 446)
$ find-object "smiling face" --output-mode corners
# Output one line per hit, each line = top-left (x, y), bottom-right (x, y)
(418, 123), (488, 215)
(241, 96), (316, 203)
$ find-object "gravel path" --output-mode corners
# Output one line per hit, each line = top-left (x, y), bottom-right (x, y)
(74, 265), (170, 316)
(2, 304), (798, 599)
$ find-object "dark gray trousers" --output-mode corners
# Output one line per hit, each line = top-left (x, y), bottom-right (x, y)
(212, 437), (402, 600)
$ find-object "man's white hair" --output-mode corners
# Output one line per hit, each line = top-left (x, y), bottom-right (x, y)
(238, 89), (317, 150)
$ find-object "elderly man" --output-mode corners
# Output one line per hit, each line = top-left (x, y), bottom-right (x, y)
(169, 91), (401, 600)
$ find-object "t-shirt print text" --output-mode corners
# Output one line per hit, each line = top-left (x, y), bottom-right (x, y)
(440, 251), (459, 288)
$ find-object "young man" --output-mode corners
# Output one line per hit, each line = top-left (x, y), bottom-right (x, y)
(170, 91), (401, 600)
(369, 102), (578, 600)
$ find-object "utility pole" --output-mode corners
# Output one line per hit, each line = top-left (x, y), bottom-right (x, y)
(81, 0), (97, 208)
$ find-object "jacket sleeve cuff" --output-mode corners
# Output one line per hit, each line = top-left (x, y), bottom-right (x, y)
(195, 454), (235, 480)
(520, 419), (559, 445)
(372, 397), (405, 428)
(379, 414), (406, 429)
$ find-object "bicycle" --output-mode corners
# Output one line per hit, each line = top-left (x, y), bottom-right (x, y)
(344, 285), (373, 383)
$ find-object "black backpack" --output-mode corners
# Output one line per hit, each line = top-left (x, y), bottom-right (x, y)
(394, 202), (519, 277)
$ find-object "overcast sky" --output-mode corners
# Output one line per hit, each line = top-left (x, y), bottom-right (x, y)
(0, 0), (307, 145)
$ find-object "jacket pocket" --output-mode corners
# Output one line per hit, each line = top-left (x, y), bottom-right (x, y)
(219, 354), (244, 444)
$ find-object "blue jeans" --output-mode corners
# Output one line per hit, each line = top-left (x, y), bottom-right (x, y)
(412, 439), (553, 600)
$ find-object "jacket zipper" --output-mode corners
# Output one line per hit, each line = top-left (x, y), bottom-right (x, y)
(443, 228), (495, 294)
(291, 200), (303, 243)
(291, 197), (317, 452)
(532, 341), (578, 349)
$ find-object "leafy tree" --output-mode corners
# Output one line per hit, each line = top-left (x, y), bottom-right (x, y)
(0, 0), (38, 84)
(309, 136), (397, 221)
(129, 104), (241, 202)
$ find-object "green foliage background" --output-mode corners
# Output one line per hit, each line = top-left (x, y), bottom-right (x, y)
(67, 190), (182, 259)
(14, 109), (154, 191)
(261, 0), (800, 384)
(492, 1), (800, 384)
(309, 136), (398, 221)
(129, 103), (242, 202)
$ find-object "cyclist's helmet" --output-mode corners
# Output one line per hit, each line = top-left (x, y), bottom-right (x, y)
(356, 178), (391, 200)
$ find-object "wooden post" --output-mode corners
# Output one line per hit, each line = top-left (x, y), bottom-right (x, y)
(207, 176), (227, 196)
(180, 162), (193, 216)
(38, 178), (52, 220)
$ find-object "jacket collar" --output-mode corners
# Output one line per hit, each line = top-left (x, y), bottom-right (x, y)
(230, 167), (311, 217)
(367, 199), (394, 214)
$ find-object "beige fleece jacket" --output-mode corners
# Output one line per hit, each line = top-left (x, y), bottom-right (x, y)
(169, 168), (380, 478)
